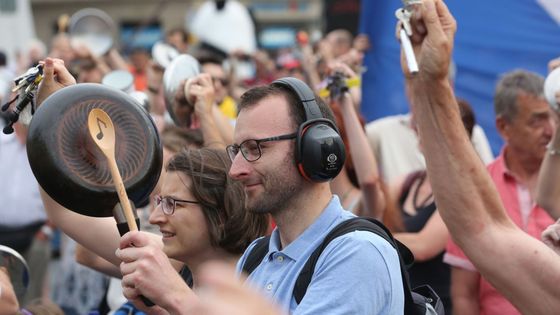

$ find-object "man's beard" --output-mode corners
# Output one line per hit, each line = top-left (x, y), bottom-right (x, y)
(246, 160), (303, 215)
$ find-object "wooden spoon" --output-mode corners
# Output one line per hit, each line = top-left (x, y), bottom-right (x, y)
(87, 108), (138, 231)
(87, 109), (156, 307)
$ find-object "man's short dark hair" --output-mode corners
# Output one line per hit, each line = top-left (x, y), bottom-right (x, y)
(494, 70), (544, 122)
(197, 54), (224, 67)
(238, 84), (337, 131)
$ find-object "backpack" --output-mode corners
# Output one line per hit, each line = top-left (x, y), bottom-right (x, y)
(242, 217), (445, 315)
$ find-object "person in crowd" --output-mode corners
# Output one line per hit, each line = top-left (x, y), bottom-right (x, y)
(17, 39), (47, 73)
(321, 29), (354, 63)
(387, 99), (477, 314)
(48, 34), (75, 67)
(365, 66), (494, 183)
(145, 62), (167, 129)
(536, 58), (560, 251)
(327, 62), (385, 218)
(243, 50), (276, 87)
(34, 58), (269, 312)
(0, 266), (19, 315)
(444, 70), (555, 315)
(228, 80), (399, 315)
(117, 76), (405, 313)
(180, 72), (235, 147)
(166, 27), (190, 54)
(128, 48), (150, 92)
(74, 126), (203, 314)
(0, 117), (52, 305)
(536, 59), (560, 220)
(275, 51), (307, 83)
(0, 51), (14, 107)
(535, 128), (560, 218)
(400, 1), (560, 313)
(199, 55), (238, 119)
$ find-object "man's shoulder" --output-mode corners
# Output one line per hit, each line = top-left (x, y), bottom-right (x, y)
(318, 218), (400, 265)
(236, 235), (268, 273)
(305, 223), (404, 313)
(327, 228), (398, 254)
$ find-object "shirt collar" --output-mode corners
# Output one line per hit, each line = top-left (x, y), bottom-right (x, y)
(267, 196), (344, 261)
(495, 147), (517, 180)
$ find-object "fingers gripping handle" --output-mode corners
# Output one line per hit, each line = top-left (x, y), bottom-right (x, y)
(112, 201), (155, 307)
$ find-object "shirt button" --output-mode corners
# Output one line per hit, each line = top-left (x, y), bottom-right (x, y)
(277, 256), (284, 262)
(266, 283), (273, 291)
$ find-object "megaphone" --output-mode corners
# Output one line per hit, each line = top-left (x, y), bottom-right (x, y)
(69, 8), (115, 56)
(162, 54), (201, 127)
(544, 67), (560, 112)
(0, 245), (30, 303)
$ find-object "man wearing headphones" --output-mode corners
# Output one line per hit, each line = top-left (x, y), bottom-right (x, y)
(34, 57), (404, 313)
(109, 77), (404, 314)
(226, 78), (404, 314)
(115, 77), (404, 314)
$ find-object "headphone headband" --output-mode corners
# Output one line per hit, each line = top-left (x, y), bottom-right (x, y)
(271, 77), (323, 120)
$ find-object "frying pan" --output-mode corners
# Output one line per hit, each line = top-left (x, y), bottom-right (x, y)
(27, 83), (162, 217)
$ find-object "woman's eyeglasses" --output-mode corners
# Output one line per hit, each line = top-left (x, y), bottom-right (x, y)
(154, 195), (200, 215)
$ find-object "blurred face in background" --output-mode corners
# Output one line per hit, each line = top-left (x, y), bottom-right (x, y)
(201, 62), (228, 104)
(49, 34), (75, 65)
(167, 30), (189, 53)
(146, 65), (166, 115)
(130, 49), (150, 72)
(499, 93), (555, 163)
(77, 61), (103, 83)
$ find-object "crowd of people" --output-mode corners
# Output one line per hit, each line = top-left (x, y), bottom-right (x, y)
(2, 0), (560, 314)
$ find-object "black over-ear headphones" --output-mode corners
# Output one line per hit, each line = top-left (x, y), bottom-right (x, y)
(271, 77), (346, 182)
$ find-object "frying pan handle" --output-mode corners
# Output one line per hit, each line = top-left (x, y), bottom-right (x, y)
(112, 201), (156, 307)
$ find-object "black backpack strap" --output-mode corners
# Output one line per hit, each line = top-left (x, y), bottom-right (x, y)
(292, 217), (418, 314)
(241, 236), (271, 275)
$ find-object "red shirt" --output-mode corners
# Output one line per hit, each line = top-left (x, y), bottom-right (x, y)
(444, 148), (554, 315)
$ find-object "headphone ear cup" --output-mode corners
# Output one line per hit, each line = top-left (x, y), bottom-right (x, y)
(296, 119), (346, 182)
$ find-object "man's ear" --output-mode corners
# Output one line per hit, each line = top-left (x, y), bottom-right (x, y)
(496, 115), (510, 141)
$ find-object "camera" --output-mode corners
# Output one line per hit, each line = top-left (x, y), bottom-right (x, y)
(326, 72), (349, 99)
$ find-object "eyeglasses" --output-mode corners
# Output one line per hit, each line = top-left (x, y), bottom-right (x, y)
(226, 132), (297, 162)
(212, 76), (229, 86)
(154, 195), (200, 215)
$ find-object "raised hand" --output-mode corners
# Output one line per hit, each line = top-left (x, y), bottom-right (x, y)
(187, 73), (216, 119)
(398, 0), (456, 81)
(542, 220), (560, 256)
(36, 58), (77, 106)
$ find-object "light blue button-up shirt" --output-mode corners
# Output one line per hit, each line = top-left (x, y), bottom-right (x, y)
(237, 196), (404, 314)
